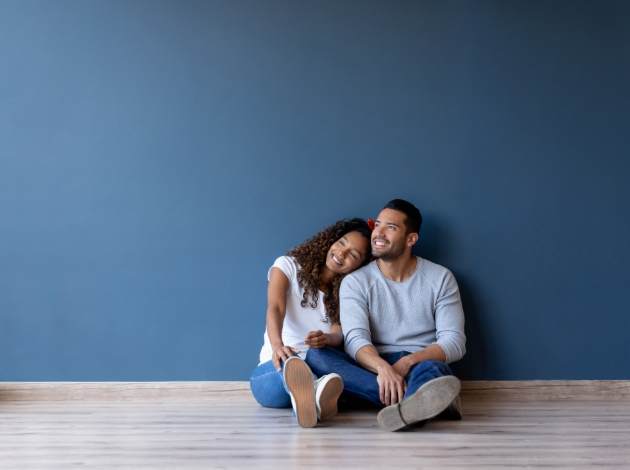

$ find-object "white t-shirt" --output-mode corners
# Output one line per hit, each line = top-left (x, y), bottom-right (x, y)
(258, 256), (332, 364)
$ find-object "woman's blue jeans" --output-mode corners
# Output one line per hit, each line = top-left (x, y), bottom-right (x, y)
(305, 347), (454, 408)
(250, 357), (317, 409)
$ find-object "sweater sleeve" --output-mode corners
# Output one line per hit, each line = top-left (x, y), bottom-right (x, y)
(339, 275), (372, 360)
(433, 270), (467, 364)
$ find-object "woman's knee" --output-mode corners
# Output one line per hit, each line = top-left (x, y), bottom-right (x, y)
(249, 362), (292, 408)
(250, 374), (292, 408)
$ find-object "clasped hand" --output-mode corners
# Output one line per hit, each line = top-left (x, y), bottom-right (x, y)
(377, 356), (413, 406)
(304, 330), (328, 349)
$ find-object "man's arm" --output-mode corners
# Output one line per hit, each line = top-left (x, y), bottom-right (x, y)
(339, 276), (373, 359)
(390, 343), (446, 378)
(355, 345), (407, 406)
(341, 274), (409, 406)
(433, 270), (466, 363)
(390, 269), (465, 378)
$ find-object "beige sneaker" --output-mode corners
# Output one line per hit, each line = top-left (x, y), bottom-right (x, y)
(314, 373), (344, 421)
(377, 375), (461, 432)
(283, 357), (317, 428)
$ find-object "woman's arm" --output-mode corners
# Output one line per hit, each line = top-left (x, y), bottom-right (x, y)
(304, 323), (344, 350)
(267, 267), (299, 371)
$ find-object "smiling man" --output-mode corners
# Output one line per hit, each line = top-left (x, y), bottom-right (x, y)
(305, 199), (466, 431)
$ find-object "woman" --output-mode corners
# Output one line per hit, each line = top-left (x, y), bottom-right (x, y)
(250, 218), (372, 428)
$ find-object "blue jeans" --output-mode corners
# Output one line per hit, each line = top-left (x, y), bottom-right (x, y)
(305, 347), (454, 408)
(250, 357), (317, 408)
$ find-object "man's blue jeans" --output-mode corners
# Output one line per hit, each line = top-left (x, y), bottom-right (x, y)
(250, 357), (317, 408)
(305, 347), (454, 408)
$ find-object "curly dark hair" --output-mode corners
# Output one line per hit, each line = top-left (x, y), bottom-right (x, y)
(286, 218), (372, 325)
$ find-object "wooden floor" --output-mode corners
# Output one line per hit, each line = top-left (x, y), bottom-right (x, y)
(1, 384), (629, 469)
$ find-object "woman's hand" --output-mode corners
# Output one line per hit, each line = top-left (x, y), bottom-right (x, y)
(304, 330), (328, 349)
(272, 345), (300, 372)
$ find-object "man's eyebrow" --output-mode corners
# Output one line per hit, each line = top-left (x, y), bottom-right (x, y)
(375, 219), (399, 227)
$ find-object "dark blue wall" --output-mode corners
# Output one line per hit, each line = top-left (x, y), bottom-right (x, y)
(1, 0), (628, 381)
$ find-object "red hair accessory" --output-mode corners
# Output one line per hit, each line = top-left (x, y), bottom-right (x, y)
(367, 218), (375, 230)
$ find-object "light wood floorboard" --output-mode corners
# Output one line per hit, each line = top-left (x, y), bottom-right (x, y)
(1, 392), (629, 468)
(2, 380), (629, 401)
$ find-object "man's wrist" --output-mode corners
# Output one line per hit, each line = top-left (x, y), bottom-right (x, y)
(404, 354), (419, 367)
(375, 362), (393, 374)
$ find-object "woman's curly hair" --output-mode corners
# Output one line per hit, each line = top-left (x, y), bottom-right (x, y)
(286, 218), (372, 325)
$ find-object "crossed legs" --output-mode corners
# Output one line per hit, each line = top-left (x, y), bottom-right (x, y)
(306, 346), (461, 430)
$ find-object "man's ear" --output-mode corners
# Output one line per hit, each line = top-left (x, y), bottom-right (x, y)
(407, 232), (419, 247)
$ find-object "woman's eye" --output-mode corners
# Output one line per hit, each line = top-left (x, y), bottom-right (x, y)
(351, 253), (357, 259)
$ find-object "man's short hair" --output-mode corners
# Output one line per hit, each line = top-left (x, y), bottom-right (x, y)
(383, 199), (422, 235)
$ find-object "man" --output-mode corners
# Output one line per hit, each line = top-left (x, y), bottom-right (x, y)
(306, 199), (466, 431)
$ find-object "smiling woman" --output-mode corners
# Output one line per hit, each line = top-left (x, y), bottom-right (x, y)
(249, 218), (372, 428)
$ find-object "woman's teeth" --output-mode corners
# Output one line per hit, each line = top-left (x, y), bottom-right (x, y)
(332, 254), (342, 265)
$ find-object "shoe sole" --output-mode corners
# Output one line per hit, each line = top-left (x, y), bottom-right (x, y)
(317, 375), (344, 421)
(377, 375), (461, 432)
(451, 394), (463, 420)
(284, 359), (317, 428)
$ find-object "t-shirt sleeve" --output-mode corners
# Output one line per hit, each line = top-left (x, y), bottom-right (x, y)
(433, 270), (466, 364)
(340, 274), (372, 360)
(268, 256), (297, 283)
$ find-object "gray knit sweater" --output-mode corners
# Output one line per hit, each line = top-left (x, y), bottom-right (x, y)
(340, 257), (466, 364)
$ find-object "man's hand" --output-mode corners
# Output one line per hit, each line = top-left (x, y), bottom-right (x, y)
(304, 330), (327, 349)
(391, 355), (414, 379)
(376, 364), (407, 406)
(271, 345), (300, 372)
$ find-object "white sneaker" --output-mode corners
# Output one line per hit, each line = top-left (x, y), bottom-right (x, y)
(314, 373), (344, 421)
(283, 357), (317, 428)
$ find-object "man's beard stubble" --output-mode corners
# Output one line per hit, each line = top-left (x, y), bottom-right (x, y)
(373, 240), (406, 262)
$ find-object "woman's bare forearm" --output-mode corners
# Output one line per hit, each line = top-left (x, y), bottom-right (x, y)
(266, 306), (285, 348)
(325, 333), (344, 349)
(266, 267), (290, 348)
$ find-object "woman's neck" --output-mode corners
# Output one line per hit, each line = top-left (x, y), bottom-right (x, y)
(319, 265), (335, 291)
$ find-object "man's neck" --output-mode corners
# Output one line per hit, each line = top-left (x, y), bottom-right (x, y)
(376, 254), (417, 283)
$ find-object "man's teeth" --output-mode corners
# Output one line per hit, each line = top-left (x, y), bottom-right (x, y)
(375, 240), (387, 246)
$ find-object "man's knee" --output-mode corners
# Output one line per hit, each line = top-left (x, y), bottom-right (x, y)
(305, 347), (339, 375)
(409, 359), (454, 377)
(305, 346), (332, 364)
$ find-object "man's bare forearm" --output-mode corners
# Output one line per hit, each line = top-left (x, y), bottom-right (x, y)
(355, 344), (407, 405)
(405, 343), (446, 367)
(355, 345), (392, 374)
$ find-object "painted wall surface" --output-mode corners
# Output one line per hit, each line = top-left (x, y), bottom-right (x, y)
(1, 0), (628, 381)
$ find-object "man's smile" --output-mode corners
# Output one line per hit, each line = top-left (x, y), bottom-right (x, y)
(373, 238), (388, 247)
